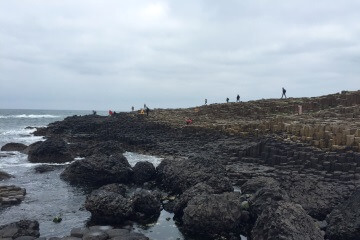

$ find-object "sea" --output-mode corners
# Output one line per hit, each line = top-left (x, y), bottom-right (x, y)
(0, 109), (187, 239)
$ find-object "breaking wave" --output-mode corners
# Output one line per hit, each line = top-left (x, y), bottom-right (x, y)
(0, 114), (60, 119)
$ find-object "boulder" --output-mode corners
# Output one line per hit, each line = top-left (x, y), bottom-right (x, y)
(131, 190), (161, 220)
(0, 185), (26, 206)
(326, 189), (360, 240)
(85, 189), (133, 224)
(156, 156), (233, 194)
(182, 192), (247, 237)
(1, 143), (28, 152)
(60, 153), (133, 185)
(0, 220), (40, 239)
(0, 170), (13, 180)
(28, 139), (73, 163)
(173, 183), (215, 218)
(251, 201), (323, 240)
(132, 161), (156, 184)
(249, 184), (289, 219)
(34, 165), (55, 173)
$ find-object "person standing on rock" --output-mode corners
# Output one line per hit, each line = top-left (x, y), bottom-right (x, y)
(146, 107), (150, 116)
(226, 97), (229, 103)
(236, 95), (240, 102)
(205, 99), (207, 105)
(281, 87), (287, 99)
(131, 106), (134, 112)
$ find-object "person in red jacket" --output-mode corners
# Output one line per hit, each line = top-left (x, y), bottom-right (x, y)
(109, 110), (113, 116)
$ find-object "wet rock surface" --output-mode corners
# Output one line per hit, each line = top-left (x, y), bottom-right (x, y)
(1, 143), (28, 152)
(0, 185), (26, 206)
(60, 153), (133, 186)
(0, 170), (13, 180)
(85, 184), (161, 225)
(27, 138), (73, 163)
(0, 220), (40, 239)
(132, 161), (156, 185)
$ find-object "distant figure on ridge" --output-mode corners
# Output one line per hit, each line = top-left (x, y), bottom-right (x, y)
(144, 104), (147, 109)
(205, 99), (207, 105)
(226, 97), (229, 103)
(281, 87), (287, 99)
(236, 94), (240, 102)
(131, 106), (134, 112)
(92, 110), (97, 115)
(108, 110), (113, 116)
(146, 107), (150, 116)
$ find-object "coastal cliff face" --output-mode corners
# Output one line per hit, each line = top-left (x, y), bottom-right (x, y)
(27, 90), (360, 240)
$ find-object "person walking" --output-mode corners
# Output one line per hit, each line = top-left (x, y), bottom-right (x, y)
(236, 94), (240, 102)
(281, 87), (287, 99)
(226, 97), (229, 103)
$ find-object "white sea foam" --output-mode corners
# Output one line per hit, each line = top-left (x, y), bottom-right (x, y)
(124, 152), (162, 167)
(0, 114), (60, 119)
(1, 128), (35, 136)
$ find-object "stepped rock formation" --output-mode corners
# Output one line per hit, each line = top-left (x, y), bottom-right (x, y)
(32, 90), (360, 239)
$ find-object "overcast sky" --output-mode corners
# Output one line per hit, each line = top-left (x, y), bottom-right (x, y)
(0, 1), (359, 111)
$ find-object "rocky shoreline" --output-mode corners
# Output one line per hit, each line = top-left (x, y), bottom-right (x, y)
(1, 91), (360, 239)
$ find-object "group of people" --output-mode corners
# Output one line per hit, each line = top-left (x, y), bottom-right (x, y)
(206, 88), (287, 105)
(130, 104), (150, 116)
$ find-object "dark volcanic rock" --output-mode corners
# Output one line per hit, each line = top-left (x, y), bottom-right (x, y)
(0, 170), (13, 180)
(34, 165), (55, 173)
(0, 220), (40, 239)
(85, 189), (133, 224)
(241, 177), (280, 194)
(131, 190), (161, 220)
(0, 185), (26, 206)
(326, 189), (360, 240)
(182, 192), (246, 236)
(85, 184), (160, 224)
(132, 161), (156, 184)
(28, 139), (73, 163)
(249, 184), (289, 219)
(251, 201), (323, 240)
(156, 156), (233, 194)
(1, 143), (28, 152)
(173, 183), (215, 218)
(60, 153), (133, 185)
(281, 175), (352, 220)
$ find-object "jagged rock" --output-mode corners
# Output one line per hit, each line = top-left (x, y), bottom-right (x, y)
(131, 189), (161, 220)
(156, 156), (233, 194)
(281, 175), (352, 220)
(182, 192), (246, 237)
(0, 185), (26, 206)
(0, 220), (40, 239)
(0, 170), (13, 180)
(97, 183), (127, 196)
(249, 183), (289, 218)
(34, 165), (55, 173)
(60, 153), (133, 185)
(28, 138), (73, 163)
(241, 177), (280, 194)
(1, 143), (28, 152)
(251, 201), (323, 240)
(173, 183), (215, 218)
(85, 188), (133, 224)
(326, 189), (360, 240)
(132, 161), (156, 184)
